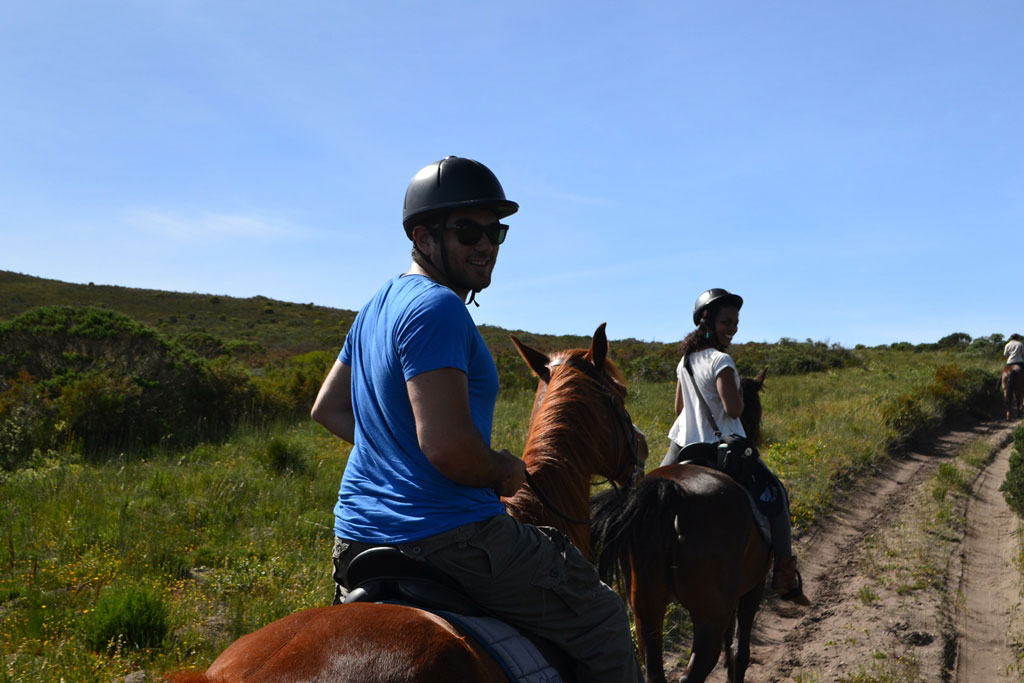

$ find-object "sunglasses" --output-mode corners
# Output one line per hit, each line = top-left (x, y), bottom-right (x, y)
(440, 220), (509, 246)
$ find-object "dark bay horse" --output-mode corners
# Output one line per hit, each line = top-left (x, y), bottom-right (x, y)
(166, 324), (646, 683)
(591, 370), (770, 683)
(1003, 364), (1024, 420)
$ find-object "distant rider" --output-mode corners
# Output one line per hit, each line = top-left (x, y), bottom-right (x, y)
(1005, 334), (1024, 369)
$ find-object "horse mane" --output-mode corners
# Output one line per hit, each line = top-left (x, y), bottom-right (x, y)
(521, 349), (627, 471)
(503, 349), (629, 553)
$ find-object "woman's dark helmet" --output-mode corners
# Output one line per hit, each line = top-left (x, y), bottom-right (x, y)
(693, 288), (743, 326)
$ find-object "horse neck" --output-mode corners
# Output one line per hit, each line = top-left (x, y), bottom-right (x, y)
(739, 382), (763, 447)
(504, 395), (610, 557)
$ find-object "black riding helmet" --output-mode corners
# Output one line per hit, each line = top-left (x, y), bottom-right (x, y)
(693, 288), (743, 326)
(402, 156), (519, 238)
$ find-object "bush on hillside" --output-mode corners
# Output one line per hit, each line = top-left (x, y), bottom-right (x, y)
(0, 372), (62, 470)
(254, 350), (335, 418)
(928, 365), (1000, 419)
(83, 584), (168, 652)
(0, 306), (255, 465)
(176, 330), (228, 358)
(936, 332), (972, 349)
(1000, 424), (1024, 517)
(732, 339), (858, 377)
(881, 363), (1002, 448)
(265, 436), (310, 475)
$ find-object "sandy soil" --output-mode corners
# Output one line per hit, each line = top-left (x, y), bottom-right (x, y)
(658, 419), (1022, 683)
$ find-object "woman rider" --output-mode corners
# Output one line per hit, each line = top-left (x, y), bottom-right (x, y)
(660, 288), (810, 605)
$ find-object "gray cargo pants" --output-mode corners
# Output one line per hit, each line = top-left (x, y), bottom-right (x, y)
(333, 514), (642, 683)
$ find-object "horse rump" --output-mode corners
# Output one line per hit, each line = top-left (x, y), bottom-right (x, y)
(591, 476), (687, 594)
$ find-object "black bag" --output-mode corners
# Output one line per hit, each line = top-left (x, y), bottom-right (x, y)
(716, 433), (759, 481)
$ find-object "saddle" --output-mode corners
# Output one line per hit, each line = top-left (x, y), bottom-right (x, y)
(677, 442), (778, 540)
(343, 547), (573, 683)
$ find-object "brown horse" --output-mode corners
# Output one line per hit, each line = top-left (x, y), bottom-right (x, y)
(165, 324), (646, 683)
(1003, 364), (1024, 420)
(591, 371), (771, 683)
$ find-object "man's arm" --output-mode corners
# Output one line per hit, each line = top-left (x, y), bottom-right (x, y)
(407, 367), (526, 497)
(311, 360), (356, 443)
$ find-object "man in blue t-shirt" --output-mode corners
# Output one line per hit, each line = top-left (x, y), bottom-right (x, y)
(312, 157), (641, 683)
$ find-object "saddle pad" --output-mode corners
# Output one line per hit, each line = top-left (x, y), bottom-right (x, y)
(744, 489), (772, 545)
(435, 609), (565, 683)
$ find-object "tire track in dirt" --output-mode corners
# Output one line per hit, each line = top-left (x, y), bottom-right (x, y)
(664, 419), (1019, 683)
(953, 424), (1021, 681)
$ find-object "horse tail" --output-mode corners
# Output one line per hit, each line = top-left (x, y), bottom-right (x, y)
(591, 477), (686, 595)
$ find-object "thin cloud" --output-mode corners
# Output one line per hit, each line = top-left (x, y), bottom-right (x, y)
(124, 208), (304, 243)
(521, 185), (617, 208)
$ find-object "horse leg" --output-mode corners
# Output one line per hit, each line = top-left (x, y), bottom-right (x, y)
(726, 584), (764, 683)
(680, 615), (729, 683)
(721, 613), (737, 677)
(630, 580), (671, 683)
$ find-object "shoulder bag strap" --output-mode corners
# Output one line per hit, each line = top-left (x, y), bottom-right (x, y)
(683, 354), (723, 439)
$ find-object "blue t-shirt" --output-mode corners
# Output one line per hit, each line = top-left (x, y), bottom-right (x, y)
(334, 274), (505, 543)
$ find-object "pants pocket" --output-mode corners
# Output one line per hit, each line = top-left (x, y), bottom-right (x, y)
(530, 526), (599, 615)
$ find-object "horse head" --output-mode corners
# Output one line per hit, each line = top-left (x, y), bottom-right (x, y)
(740, 366), (768, 448)
(511, 323), (647, 488)
(507, 324), (648, 554)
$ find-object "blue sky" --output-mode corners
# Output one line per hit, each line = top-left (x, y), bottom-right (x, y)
(2, 2), (1021, 348)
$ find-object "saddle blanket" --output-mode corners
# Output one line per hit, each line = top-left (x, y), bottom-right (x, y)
(427, 607), (565, 683)
(744, 490), (772, 545)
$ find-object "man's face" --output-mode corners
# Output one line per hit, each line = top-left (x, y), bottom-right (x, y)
(430, 207), (503, 294)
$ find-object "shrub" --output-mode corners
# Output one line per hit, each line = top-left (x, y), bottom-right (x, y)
(732, 338), (858, 377)
(936, 332), (972, 349)
(1001, 424), (1024, 517)
(0, 306), (259, 463)
(265, 436), (310, 475)
(253, 350), (335, 419)
(83, 584), (168, 652)
(879, 392), (930, 445)
(0, 372), (60, 470)
(176, 330), (228, 358)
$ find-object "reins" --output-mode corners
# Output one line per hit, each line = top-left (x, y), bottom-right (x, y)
(524, 470), (591, 525)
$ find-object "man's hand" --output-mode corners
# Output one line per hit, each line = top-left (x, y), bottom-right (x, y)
(493, 449), (527, 497)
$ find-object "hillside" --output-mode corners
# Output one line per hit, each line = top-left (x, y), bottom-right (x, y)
(0, 269), (861, 381)
(0, 270), (357, 357)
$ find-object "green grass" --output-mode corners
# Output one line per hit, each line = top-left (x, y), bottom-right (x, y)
(1, 347), (1004, 680)
(0, 420), (347, 681)
(0, 271), (1010, 680)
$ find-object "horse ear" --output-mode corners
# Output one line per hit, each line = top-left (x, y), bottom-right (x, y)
(752, 366), (768, 389)
(510, 334), (551, 382)
(589, 323), (608, 371)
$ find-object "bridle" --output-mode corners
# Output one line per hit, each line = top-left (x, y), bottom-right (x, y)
(524, 355), (645, 526)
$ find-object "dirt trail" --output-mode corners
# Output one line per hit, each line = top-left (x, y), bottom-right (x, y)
(662, 419), (1021, 683)
(954, 424), (1021, 681)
